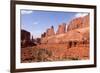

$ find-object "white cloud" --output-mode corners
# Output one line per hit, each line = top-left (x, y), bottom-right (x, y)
(74, 13), (88, 18)
(33, 22), (38, 25)
(21, 10), (33, 14)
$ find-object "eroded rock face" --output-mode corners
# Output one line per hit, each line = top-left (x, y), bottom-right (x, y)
(56, 23), (66, 34)
(41, 27), (89, 45)
(82, 15), (89, 27)
(67, 15), (89, 31)
(67, 17), (83, 31)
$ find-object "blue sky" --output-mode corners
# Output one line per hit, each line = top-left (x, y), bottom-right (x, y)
(21, 9), (88, 38)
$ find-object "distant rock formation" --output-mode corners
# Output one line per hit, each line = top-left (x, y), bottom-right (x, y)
(21, 29), (30, 41)
(41, 32), (46, 38)
(46, 26), (55, 36)
(21, 29), (31, 48)
(21, 29), (36, 48)
(56, 23), (66, 34)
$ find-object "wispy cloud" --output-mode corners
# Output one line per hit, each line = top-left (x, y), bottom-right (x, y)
(21, 10), (33, 14)
(74, 13), (88, 18)
(33, 22), (38, 25)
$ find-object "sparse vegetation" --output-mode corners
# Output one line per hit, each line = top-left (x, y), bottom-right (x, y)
(21, 48), (53, 62)
(21, 46), (88, 63)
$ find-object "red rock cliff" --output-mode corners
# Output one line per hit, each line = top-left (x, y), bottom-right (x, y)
(67, 15), (89, 31)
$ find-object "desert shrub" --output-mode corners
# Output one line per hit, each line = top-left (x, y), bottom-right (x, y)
(31, 48), (52, 62)
(70, 57), (79, 60)
(59, 54), (80, 61)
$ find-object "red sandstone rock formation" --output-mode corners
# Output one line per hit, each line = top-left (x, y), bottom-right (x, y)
(46, 26), (55, 36)
(21, 29), (31, 48)
(56, 23), (66, 34)
(41, 15), (90, 46)
(41, 27), (89, 45)
(41, 32), (46, 38)
(67, 17), (83, 31)
(82, 15), (89, 27)
(67, 15), (89, 31)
